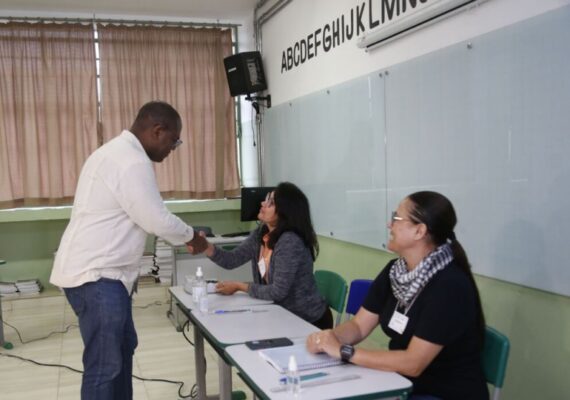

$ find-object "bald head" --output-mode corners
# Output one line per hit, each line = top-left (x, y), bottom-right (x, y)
(130, 101), (182, 135)
(131, 101), (183, 162)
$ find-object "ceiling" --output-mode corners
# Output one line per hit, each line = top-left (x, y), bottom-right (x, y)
(0, 0), (260, 21)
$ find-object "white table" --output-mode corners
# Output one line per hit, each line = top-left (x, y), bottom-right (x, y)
(225, 338), (413, 400)
(168, 235), (251, 329)
(169, 286), (274, 400)
(190, 303), (319, 400)
(170, 286), (272, 312)
(190, 303), (319, 347)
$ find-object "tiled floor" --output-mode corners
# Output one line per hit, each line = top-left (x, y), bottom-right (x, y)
(0, 285), (254, 399)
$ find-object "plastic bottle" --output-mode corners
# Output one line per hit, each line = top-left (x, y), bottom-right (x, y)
(184, 275), (194, 294)
(286, 355), (301, 396)
(192, 266), (206, 305)
(199, 285), (209, 314)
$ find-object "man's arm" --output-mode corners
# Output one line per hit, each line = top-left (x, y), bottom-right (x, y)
(113, 162), (194, 244)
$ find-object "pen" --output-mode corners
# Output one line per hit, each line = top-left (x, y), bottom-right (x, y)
(213, 308), (252, 314)
(279, 371), (329, 385)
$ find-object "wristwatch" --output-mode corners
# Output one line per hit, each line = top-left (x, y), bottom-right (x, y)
(340, 344), (355, 362)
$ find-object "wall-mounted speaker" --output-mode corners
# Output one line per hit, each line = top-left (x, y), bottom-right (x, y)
(223, 51), (268, 97)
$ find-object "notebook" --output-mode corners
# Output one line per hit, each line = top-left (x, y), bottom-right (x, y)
(258, 343), (343, 373)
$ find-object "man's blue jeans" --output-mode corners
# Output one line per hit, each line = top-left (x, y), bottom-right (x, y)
(65, 278), (138, 400)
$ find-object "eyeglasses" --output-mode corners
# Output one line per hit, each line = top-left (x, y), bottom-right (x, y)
(391, 211), (408, 223)
(172, 139), (183, 150)
(162, 125), (182, 150)
(264, 192), (275, 207)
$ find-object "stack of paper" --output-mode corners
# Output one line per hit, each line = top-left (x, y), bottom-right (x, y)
(259, 343), (343, 373)
(0, 281), (19, 298)
(155, 238), (174, 285)
(15, 278), (43, 296)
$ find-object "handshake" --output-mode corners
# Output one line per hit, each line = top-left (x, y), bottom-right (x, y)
(186, 230), (211, 255)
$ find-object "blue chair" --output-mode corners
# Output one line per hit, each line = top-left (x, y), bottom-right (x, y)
(344, 279), (373, 321)
(482, 326), (510, 400)
(314, 270), (348, 326)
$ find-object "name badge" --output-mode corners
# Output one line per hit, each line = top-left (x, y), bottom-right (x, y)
(257, 258), (267, 277)
(388, 310), (409, 334)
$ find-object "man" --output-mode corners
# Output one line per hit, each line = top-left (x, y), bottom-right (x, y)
(50, 101), (208, 399)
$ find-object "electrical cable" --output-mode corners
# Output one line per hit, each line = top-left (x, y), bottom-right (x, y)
(0, 352), (197, 399)
(133, 300), (170, 309)
(1, 304), (200, 398)
(180, 318), (206, 396)
(2, 319), (78, 344)
(181, 319), (194, 346)
(250, 105), (256, 146)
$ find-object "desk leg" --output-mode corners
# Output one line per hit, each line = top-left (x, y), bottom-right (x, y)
(193, 325), (208, 400)
(0, 296), (4, 346)
(218, 356), (232, 400)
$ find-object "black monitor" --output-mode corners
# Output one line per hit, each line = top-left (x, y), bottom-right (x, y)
(240, 186), (275, 221)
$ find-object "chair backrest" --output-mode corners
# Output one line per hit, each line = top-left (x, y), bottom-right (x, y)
(482, 326), (510, 400)
(344, 279), (373, 321)
(314, 270), (348, 326)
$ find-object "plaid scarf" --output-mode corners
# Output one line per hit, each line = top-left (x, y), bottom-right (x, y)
(389, 243), (454, 308)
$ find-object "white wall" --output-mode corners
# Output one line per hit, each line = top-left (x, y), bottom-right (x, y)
(260, 0), (570, 106)
(235, 12), (261, 187)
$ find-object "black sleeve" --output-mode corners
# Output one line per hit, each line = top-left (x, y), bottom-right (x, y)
(413, 269), (475, 346)
(362, 259), (397, 315)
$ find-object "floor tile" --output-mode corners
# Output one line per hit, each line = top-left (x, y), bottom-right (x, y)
(0, 285), (255, 399)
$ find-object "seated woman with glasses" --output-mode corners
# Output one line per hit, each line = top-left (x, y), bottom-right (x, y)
(306, 191), (488, 400)
(188, 181), (332, 330)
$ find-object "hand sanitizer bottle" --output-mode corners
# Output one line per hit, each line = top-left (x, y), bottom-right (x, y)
(287, 355), (301, 396)
(192, 266), (206, 304)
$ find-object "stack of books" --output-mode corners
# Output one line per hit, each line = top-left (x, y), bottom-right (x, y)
(155, 238), (174, 285)
(0, 281), (19, 298)
(14, 278), (43, 296)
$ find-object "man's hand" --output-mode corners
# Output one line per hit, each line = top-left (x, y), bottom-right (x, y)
(186, 230), (209, 255)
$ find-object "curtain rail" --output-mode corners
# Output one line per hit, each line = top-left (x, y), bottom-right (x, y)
(0, 15), (240, 29)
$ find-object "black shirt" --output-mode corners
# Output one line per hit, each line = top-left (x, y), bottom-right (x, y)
(363, 260), (489, 400)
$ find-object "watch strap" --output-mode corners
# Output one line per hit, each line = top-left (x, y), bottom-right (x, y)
(340, 344), (355, 362)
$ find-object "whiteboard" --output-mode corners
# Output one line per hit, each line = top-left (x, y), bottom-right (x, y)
(263, 7), (570, 296)
(263, 74), (388, 250)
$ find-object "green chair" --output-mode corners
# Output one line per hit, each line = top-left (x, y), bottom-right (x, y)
(482, 326), (510, 400)
(314, 270), (348, 326)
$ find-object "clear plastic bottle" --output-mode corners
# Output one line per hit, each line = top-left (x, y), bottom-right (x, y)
(192, 266), (206, 305)
(198, 285), (209, 314)
(287, 355), (301, 396)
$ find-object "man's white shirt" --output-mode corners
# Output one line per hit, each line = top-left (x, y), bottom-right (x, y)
(50, 130), (194, 293)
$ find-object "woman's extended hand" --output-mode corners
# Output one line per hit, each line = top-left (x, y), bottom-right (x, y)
(306, 330), (342, 358)
(215, 281), (247, 295)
